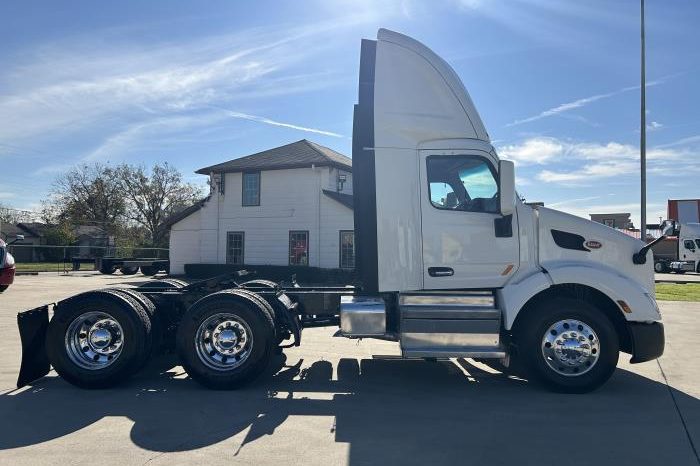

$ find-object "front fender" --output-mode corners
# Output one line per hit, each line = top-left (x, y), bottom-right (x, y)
(544, 261), (660, 323)
(498, 262), (661, 330)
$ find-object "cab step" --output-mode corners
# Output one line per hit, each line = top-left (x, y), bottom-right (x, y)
(399, 292), (503, 358)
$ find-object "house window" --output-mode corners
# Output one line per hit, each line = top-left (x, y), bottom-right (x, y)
(339, 230), (355, 269)
(226, 232), (245, 265)
(289, 231), (309, 266)
(242, 172), (260, 206)
(603, 219), (615, 228)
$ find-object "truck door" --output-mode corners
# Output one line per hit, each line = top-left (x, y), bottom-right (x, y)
(419, 149), (519, 289)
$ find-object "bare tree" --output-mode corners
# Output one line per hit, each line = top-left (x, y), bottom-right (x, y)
(115, 162), (203, 247)
(45, 163), (125, 235)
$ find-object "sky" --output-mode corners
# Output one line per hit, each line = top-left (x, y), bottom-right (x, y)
(1, 0), (699, 227)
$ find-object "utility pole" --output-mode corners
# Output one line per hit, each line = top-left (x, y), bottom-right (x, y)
(640, 0), (647, 242)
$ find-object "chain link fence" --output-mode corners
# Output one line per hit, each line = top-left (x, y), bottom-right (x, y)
(7, 244), (168, 273)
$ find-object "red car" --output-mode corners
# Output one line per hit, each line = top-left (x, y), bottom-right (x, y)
(0, 238), (17, 293)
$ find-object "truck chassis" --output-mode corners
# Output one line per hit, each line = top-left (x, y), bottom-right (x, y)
(17, 272), (353, 390)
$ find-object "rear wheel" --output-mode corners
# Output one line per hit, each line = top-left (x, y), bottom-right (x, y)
(99, 265), (117, 275)
(515, 297), (619, 393)
(0, 285), (8, 293)
(140, 265), (160, 276)
(176, 290), (275, 389)
(120, 266), (139, 275)
(46, 290), (152, 388)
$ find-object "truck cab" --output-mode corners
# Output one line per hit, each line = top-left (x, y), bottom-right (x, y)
(345, 29), (664, 392)
(675, 223), (700, 273)
(652, 222), (700, 273)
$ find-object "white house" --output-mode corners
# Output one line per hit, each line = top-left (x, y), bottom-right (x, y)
(168, 139), (355, 275)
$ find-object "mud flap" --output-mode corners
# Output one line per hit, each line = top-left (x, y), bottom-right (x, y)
(16, 305), (51, 388)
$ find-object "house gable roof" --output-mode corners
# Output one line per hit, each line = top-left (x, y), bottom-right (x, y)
(165, 197), (210, 227)
(195, 139), (352, 175)
(322, 190), (354, 210)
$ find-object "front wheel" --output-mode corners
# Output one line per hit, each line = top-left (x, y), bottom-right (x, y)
(654, 261), (667, 273)
(515, 298), (619, 393)
(0, 285), (8, 293)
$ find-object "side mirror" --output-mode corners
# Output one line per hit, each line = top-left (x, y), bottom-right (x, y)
(660, 220), (676, 236)
(498, 160), (515, 216)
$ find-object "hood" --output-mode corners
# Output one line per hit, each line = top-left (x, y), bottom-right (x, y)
(537, 207), (655, 294)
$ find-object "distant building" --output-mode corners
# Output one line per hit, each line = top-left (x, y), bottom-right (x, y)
(167, 140), (354, 275)
(590, 213), (634, 229)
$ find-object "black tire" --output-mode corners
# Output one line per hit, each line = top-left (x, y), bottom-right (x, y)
(176, 290), (276, 389)
(120, 266), (139, 275)
(140, 265), (159, 276)
(46, 289), (152, 389)
(110, 288), (160, 362)
(240, 279), (296, 347)
(0, 285), (8, 293)
(241, 279), (278, 289)
(99, 265), (117, 275)
(138, 278), (188, 291)
(654, 261), (667, 273)
(514, 297), (619, 393)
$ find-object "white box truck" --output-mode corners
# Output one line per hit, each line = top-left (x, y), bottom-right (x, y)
(16, 29), (665, 393)
(652, 222), (700, 273)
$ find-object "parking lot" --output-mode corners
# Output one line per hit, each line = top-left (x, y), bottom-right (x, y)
(0, 272), (699, 465)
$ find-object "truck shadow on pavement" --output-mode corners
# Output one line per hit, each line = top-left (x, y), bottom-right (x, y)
(0, 356), (698, 464)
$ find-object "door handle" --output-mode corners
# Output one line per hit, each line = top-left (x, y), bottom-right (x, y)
(428, 267), (454, 277)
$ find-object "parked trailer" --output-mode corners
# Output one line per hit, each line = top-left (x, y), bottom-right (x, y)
(96, 257), (169, 276)
(651, 222), (700, 273)
(16, 29), (666, 393)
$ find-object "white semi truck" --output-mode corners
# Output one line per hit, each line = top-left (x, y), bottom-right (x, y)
(652, 222), (700, 273)
(16, 29), (666, 393)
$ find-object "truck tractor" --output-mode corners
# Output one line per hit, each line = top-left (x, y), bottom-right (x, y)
(16, 29), (666, 394)
(652, 222), (700, 274)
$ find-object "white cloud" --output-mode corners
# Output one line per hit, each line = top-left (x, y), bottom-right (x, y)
(0, 20), (359, 155)
(506, 79), (667, 127)
(498, 136), (693, 184)
(537, 160), (638, 183)
(497, 137), (563, 165)
(647, 121), (663, 131)
(219, 110), (344, 138)
(655, 134), (700, 149)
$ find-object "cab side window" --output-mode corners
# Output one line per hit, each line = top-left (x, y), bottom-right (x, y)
(427, 155), (498, 213)
(684, 240), (696, 251)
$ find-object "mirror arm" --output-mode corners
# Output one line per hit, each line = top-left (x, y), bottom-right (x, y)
(633, 235), (666, 264)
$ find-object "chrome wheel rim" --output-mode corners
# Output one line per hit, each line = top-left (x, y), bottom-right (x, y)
(65, 311), (124, 370)
(195, 313), (253, 371)
(541, 319), (600, 376)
